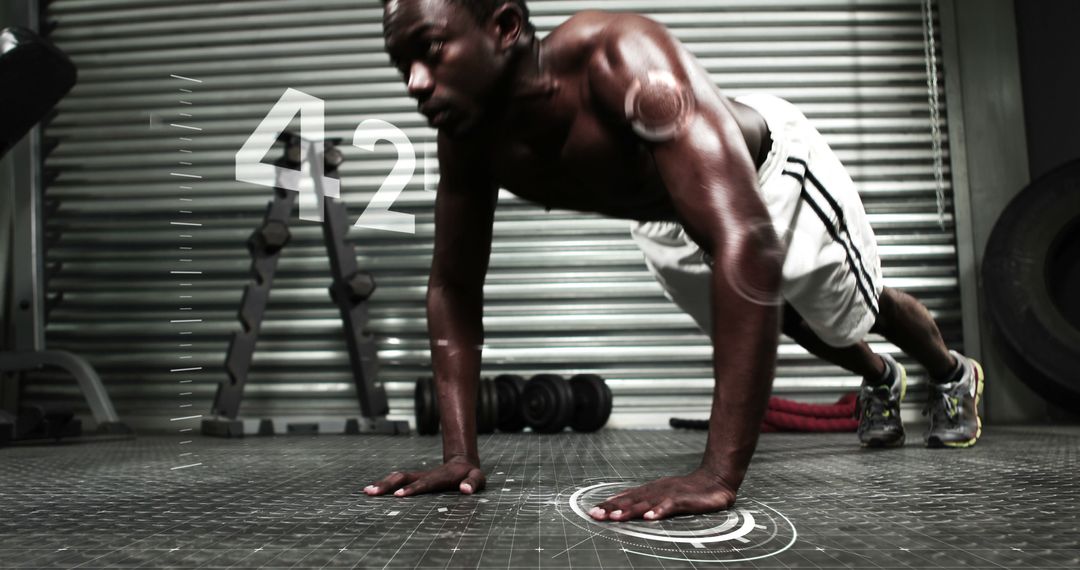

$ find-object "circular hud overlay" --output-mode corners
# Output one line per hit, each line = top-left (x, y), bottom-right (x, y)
(559, 481), (797, 563)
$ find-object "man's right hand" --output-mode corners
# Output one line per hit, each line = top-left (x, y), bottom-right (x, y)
(363, 459), (486, 497)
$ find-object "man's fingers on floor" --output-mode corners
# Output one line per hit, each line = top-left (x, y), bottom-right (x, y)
(598, 496), (635, 514)
(612, 501), (653, 521)
(365, 471), (408, 495)
(460, 469), (485, 494)
(387, 472), (420, 496)
(397, 477), (437, 497)
(643, 498), (676, 520)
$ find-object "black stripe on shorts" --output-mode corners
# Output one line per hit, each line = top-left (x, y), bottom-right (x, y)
(781, 161), (879, 317)
(786, 158), (879, 309)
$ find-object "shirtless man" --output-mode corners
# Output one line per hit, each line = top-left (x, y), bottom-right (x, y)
(363, 0), (985, 521)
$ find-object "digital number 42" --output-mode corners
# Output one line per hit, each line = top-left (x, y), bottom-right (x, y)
(235, 88), (424, 234)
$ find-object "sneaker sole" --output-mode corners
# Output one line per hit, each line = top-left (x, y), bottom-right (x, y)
(861, 434), (906, 448)
(859, 360), (908, 448)
(939, 358), (985, 449)
(897, 360), (908, 403)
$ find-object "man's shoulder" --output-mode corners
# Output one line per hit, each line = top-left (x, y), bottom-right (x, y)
(552, 10), (663, 37)
(548, 12), (683, 86)
(544, 11), (666, 68)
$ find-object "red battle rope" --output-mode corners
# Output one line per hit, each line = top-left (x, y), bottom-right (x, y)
(669, 392), (860, 433)
(762, 393), (858, 432)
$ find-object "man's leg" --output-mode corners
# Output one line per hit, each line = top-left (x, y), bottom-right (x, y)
(869, 287), (955, 377)
(783, 287), (957, 382)
(782, 303), (907, 447)
(781, 303), (884, 381)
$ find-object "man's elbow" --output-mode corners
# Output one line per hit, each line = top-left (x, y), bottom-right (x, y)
(427, 274), (484, 306)
(714, 227), (784, 307)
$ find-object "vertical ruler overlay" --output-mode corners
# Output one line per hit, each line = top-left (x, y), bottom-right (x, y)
(167, 74), (205, 472)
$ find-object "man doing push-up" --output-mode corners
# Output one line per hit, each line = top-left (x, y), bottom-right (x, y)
(363, 0), (984, 521)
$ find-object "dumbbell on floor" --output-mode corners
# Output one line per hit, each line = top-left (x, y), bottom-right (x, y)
(522, 374), (613, 434)
(493, 374), (527, 432)
(414, 373), (613, 435)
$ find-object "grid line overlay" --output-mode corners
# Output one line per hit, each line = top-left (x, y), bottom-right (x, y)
(2, 428), (1078, 568)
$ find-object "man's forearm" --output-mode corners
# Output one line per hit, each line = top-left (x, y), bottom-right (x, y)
(427, 281), (485, 464)
(699, 272), (780, 487)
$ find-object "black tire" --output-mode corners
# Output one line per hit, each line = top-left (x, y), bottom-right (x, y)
(983, 158), (1080, 409)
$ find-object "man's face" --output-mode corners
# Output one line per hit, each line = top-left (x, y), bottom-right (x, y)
(383, 0), (504, 137)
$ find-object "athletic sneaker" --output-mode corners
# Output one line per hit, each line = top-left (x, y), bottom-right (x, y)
(856, 354), (907, 447)
(924, 350), (985, 448)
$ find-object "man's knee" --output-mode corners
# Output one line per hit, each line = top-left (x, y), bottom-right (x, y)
(870, 317), (883, 335)
(870, 287), (896, 334)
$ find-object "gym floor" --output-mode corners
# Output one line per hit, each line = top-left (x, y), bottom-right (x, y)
(1, 426), (1078, 569)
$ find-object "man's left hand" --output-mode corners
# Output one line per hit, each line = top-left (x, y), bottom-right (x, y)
(587, 469), (738, 521)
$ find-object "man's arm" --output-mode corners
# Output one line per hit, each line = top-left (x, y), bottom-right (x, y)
(428, 132), (498, 468)
(366, 132), (498, 497)
(587, 15), (781, 519)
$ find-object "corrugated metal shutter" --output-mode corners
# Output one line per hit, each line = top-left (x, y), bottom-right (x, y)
(30, 0), (960, 431)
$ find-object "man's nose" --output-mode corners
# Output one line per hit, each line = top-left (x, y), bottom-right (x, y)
(407, 62), (434, 98)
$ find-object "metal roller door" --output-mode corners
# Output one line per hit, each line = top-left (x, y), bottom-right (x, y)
(29, 0), (960, 431)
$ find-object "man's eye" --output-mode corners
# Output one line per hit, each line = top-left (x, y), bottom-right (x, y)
(426, 40), (444, 59)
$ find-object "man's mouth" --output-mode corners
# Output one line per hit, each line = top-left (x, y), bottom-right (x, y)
(420, 102), (450, 127)
(428, 109), (449, 127)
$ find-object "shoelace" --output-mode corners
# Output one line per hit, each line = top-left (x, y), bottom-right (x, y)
(859, 387), (896, 428)
(925, 385), (962, 425)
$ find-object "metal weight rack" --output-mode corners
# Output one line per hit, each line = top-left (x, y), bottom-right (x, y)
(201, 133), (407, 437)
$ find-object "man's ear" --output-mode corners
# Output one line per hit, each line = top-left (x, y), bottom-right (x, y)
(491, 3), (527, 51)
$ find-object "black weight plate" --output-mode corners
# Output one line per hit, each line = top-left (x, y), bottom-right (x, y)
(568, 374), (613, 432)
(984, 158), (1080, 409)
(477, 378), (495, 434)
(494, 374), (527, 432)
(414, 376), (439, 435)
(485, 380), (499, 434)
(522, 374), (573, 433)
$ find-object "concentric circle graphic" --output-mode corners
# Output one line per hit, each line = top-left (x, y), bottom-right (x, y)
(559, 481), (797, 563)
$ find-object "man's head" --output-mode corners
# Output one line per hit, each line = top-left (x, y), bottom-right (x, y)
(382, 0), (534, 137)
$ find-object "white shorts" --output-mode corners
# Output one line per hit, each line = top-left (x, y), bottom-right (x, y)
(631, 94), (883, 347)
